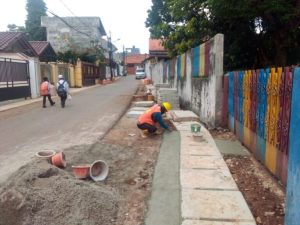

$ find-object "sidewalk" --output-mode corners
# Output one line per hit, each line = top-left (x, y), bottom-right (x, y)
(145, 110), (256, 225)
(0, 77), (122, 113)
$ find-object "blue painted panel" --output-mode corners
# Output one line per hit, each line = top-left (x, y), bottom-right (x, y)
(176, 56), (181, 80)
(285, 67), (300, 225)
(228, 72), (234, 117)
(257, 135), (266, 162)
(229, 116), (234, 132)
(192, 46), (200, 77)
(238, 122), (244, 142)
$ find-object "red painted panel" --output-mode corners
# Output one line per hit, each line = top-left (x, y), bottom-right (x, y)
(277, 67), (293, 183)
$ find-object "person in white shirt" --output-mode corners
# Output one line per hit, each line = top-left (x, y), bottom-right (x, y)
(56, 74), (69, 108)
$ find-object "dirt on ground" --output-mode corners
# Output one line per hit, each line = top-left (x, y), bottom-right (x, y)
(209, 127), (237, 141)
(211, 128), (286, 225)
(0, 84), (163, 225)
(224, 155), (285, 225)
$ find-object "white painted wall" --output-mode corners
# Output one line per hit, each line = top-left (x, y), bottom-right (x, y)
(144, 34), (224, 128)
(28, 57), (41, 99)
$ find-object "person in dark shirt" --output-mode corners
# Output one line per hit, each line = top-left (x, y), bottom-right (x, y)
(137, 102), (172, 138)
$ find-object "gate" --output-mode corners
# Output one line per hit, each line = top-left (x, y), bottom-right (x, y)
(82, 62), (101, 86)
(0, 58), (30, 101)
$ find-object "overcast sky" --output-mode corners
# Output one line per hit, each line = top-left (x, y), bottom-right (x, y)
(0, 0), (152, 53)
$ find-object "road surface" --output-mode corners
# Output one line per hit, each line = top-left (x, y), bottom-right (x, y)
(0, 76), (139, 183)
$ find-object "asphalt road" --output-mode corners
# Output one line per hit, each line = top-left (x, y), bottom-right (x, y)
(0, 76), (139, 183)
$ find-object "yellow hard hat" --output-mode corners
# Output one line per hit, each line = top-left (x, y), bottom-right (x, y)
(162, 102), (172, 111)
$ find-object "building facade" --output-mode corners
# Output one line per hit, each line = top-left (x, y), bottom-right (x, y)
(41, 16), (107, 53)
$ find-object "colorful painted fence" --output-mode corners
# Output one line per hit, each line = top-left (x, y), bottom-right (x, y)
(227, 67), (294, 185)
(285, 67), (300, 225)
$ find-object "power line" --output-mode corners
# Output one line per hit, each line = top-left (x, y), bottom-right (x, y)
(57, 0), (92, 30)
(47, 9), (92, 38)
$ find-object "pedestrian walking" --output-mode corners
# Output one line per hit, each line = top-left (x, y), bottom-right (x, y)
(56, 74), (69, 108)
(137, 102), (172, 138)
(40, 77), (55, 108)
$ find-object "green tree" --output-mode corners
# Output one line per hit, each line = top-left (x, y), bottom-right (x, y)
(7, 24), (26, 32)
(146, 0), (300, 70)
(25, 0), (47, 41)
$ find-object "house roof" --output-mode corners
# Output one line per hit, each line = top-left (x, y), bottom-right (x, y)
(0, 32), (23, 50)
(29, 41), (53, 55)
(126, 54), (149, 64)
(149, 39), (166, 52)
(0, 52), (29, 61)
(0, 32), (38, 57)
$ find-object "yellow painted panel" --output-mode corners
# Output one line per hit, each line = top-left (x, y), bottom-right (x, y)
(243, 126), (251, 149)
(265, 142), (277, 174)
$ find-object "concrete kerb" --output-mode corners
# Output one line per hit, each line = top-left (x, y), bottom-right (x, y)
(0, 81), (119, 113)
(171, 114), (256, 225)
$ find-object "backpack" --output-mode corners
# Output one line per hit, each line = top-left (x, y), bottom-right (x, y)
(40, 82), (49, 96)
(57, 81), (67, 97)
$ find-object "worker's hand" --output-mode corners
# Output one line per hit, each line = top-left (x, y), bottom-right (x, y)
(167, 128), (173, 132)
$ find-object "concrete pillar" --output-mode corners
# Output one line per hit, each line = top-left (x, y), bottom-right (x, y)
(51, 63), (58, 85)
(75, 59), (82, 87)
(69, 64), (75, 87)
(213, 33), (224, 127)
(28, 57), (41, 98)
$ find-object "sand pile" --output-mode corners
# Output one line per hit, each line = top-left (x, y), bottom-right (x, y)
(0, 159), (118, 225)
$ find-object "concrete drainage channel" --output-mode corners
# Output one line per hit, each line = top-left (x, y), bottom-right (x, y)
(144, 131), (181, 225)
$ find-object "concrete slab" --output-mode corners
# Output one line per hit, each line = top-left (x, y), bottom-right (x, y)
(181, 169), (238, 190)
(132, 101), (155, 107)
(182, 220), (256, 225)
(182, 189), (255, 222)
(126, 110), (143, 118)
(145, 131), (181, 225)
(180, 145), (220, 156)
(181, 155), (228, 170)
(171, 110), (199, 122)
(129, 107), (149, 111)
(173, 121), (202, 131)
(215, 139), (250, 156)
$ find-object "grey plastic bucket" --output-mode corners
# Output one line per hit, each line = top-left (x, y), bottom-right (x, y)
(89, 160), (109, 181)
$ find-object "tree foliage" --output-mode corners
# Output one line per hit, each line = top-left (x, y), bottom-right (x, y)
(25, 0), (47, 41)
(146, 0), (300, 70)
(57, 45), (106, 65)
(7, 24), (26, 32)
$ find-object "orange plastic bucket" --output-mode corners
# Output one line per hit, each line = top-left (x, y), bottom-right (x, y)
(72, 165), (91, 179)
(51, 152), (67, 168)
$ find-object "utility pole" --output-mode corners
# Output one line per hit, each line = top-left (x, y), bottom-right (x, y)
(123, 45), (126, 76)
(108, 34), (113, 81)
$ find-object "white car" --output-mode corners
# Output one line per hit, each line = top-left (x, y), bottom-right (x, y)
(135, 68), (146, 79)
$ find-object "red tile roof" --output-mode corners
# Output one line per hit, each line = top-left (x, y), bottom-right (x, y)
(29, 41), (51, 55)
(0, 32), (23, 50)
(126, 54), (148, 64)
(149, 39), (166, 52)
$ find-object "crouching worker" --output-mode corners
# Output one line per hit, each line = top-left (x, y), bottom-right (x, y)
(137, 102), (172, 138)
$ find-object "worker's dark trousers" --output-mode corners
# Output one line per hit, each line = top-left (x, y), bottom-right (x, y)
(42, 94), (55, 107)
(59, 94), (67, 108)
(137, 123), (157, 133)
